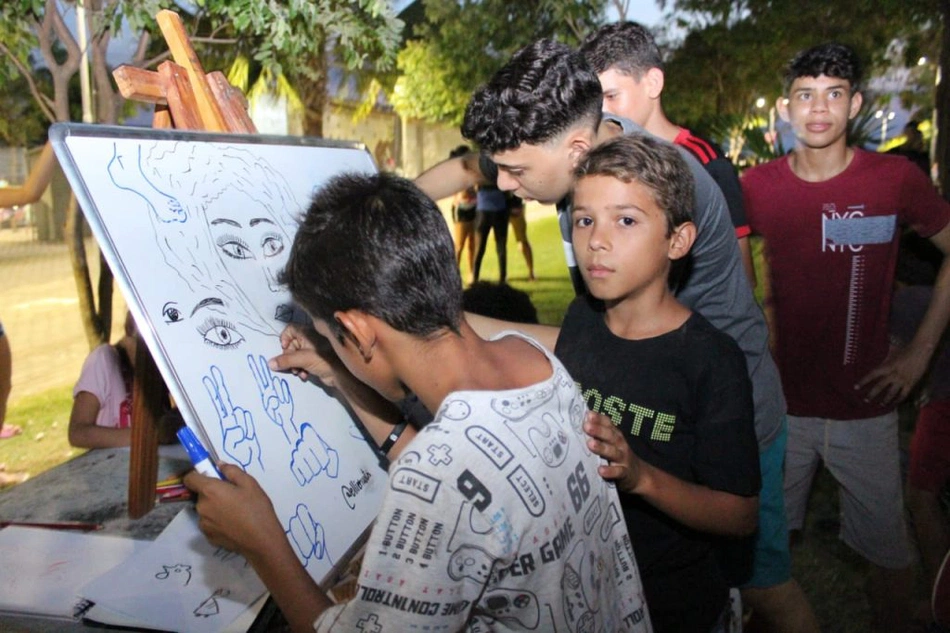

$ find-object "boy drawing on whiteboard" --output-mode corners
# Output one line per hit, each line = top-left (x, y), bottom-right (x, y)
(185, 172), (652, 633)
(108, 140), (344, 541)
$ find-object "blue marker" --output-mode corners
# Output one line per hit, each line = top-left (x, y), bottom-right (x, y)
(177, 426), (224, 479)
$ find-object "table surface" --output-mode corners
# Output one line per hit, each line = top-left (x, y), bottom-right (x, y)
(0, 446), (283, 632)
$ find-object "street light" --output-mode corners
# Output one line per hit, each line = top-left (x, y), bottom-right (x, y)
(875, 109), (896, 148)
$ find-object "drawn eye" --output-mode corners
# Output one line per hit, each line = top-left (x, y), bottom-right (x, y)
(261, 234), (284, 258)
(197, 317), (245, 350)
(216, 235), (253, 260)
(162, 302), (184, 323)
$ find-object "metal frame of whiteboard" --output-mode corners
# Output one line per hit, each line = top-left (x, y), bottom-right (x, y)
(50, 123), (387, 585)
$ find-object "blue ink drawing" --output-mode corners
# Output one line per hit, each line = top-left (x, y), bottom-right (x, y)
(248, 353), (299, 443)
(291, 423), (340, 486)
(286, 503), (334, 568)
(203, 365), (263, 471)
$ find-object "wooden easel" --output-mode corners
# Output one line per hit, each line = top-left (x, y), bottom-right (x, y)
(112, 10), (257, 518)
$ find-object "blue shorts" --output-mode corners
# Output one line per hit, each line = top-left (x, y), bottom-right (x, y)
(743, 418), (792, 588)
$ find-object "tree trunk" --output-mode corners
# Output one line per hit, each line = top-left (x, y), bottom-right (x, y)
(65, 193), (106, 348)
(294, 54), (328, 137)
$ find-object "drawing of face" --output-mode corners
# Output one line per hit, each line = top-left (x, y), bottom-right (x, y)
(205, 189), (291, 295)
(162, 294), (246, 351)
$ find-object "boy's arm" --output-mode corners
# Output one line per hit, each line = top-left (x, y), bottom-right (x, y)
(185, 465), (333, 633)
(464, 312), (560, 352)
(858, 221), (950, 406)
(584, 412), (758, 536)
(414, 153), (488, 201)
(705, 157), (757, 288)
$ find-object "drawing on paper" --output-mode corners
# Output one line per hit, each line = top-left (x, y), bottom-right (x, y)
(155, 563), (192, 586)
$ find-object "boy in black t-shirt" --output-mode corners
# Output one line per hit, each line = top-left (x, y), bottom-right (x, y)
(560, 133), (760, 632)
(469, 133), (760, 632)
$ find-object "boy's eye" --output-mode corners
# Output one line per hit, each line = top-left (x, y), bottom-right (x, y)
(574, 217), (593, 228)
(619, 217), (636, 227)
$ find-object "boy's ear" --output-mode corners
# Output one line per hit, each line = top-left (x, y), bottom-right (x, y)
(776, 96), (790, 123)
(848, 90), (863, 120)
(645, 67), (665, 99)
(333, 310), (377, 361)
(567, 132), (594, 168)
(668, 222), (697, 261)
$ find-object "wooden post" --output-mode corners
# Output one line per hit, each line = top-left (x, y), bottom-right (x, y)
(113, 10), (256, 518)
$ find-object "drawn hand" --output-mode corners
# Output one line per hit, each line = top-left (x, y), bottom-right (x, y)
(185, 464), (284, 559)
(269, 324), (340, 386)
(856, 343), (930, 409)
(286, 503), (333, 568)
(290, 423), (340, 485)
(248, 354), (298, 442)
(583, 410), (642, 494)
(203, 365), (262, 470)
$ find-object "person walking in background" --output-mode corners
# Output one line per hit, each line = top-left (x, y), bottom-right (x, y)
(0, 319), (18, 440)
(472, 181), (510, 282)
(506, 193), (535, 280)
(0, 318), (27, 487)
(448, 145), (478, 279)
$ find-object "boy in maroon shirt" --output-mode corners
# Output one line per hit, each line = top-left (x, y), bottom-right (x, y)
(742, 42), (950, 631)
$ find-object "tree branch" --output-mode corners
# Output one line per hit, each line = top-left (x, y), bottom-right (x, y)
(132, 31), (151, 67)
(0, 42), (56, 122)
(49, 0), (82, 75)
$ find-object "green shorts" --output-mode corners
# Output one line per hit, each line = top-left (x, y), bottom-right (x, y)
(743, 419), (792, 588)
(717, 419), (792, 589)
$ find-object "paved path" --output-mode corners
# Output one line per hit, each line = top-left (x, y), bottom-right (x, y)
(0, 228), (127, 403)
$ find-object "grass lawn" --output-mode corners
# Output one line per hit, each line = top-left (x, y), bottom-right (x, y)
(456, 211), (574, 326)
(0, 385), (79, 488)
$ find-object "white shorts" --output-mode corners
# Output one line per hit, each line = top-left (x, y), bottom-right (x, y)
(784, 412), (914, 569)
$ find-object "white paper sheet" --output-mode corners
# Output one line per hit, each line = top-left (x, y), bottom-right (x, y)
(81, 509), (266, 633)
(0, 526), (145, 619)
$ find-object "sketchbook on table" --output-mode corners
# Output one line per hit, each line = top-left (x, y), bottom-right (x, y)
(50, 123), (388, 586)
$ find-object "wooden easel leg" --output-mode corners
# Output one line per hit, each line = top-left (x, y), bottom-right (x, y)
(128, 336), (166, 518)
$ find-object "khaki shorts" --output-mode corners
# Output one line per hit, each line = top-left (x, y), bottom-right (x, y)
(784, 412), (914, 569)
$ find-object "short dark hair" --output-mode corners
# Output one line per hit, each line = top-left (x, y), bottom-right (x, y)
(574, 134), (693, 235)
(580, 21), (662, 78)
(282, 172), (462, 342)
(784, 42), (862, 95)
(463, 282), (539, 324)
(461, 39), (603, 154)
(449, 144), (470, 159)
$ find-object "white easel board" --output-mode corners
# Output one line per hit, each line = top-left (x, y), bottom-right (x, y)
(50, 123), (388, 586)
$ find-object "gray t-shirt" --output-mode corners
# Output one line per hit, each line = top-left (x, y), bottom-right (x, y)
(314, 333), (651, 632)
(556, 115), (786, 448)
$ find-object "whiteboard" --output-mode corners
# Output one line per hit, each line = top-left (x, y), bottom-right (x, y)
(50, 123), (388, 586)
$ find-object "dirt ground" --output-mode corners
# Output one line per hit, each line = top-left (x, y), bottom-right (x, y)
(0, 227), (127, 404)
